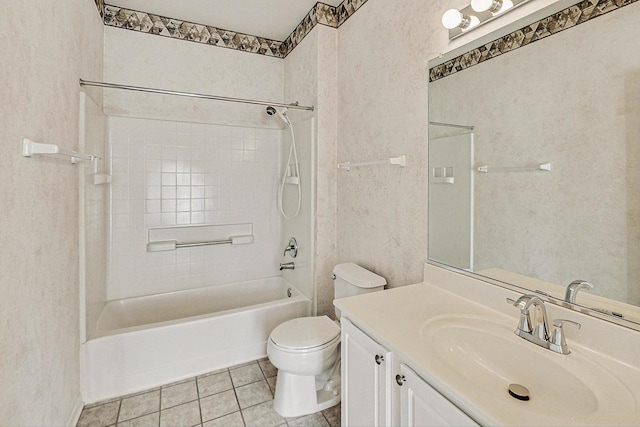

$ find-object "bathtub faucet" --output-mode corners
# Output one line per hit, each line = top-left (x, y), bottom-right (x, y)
(279, 262), (295, 271)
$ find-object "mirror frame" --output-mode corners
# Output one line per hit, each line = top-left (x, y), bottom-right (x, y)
(427, 0), (640, 331)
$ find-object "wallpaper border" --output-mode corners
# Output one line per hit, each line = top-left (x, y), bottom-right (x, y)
(429, 0), (639, 82)
(94, 0), (104, 18)
(96, 0), (370, 58)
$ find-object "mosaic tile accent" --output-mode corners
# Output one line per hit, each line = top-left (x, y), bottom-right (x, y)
(338, 0), (371, 27)
(102, 0), (369, 59)
(93, 0), (104, 18)
(103, 5), (285, 58)
(429, 0), (639, 82)
(281, 3), (339, 56)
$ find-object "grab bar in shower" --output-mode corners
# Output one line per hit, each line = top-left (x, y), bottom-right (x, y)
(338, 155), (406, 171)
(147, 235), (254, 252)
(477, 162), (551, 173)
(22, 138), (97, 163)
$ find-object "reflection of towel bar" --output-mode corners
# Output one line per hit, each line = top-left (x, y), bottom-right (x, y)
(477, 162), (551, 173)
(338, 155), (406, 171)
(147, 235), (254, 252)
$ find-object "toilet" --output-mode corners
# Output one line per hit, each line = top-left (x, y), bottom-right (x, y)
(267, 262), (386, 417)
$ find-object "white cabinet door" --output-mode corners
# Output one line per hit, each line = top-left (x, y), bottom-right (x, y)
(399, 364), (478, 427)
(341, 317), (392, 427)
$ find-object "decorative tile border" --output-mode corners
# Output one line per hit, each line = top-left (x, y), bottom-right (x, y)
(96, 0), (370, 58)
(103, 5), (285, 57)
(338, 0), (370, 26)
(429, 0), (639, 82)
(94, 0), (104, 18)
(281, 3), (339, 56)
(281, 0), (370, 54)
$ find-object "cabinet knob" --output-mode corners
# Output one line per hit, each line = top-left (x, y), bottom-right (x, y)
(396, 374), (406, 386)
(375, 354), (384, 365)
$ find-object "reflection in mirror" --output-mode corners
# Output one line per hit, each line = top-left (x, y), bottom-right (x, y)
(428, 1), (640, 325)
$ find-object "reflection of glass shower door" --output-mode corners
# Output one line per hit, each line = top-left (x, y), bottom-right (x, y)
(428, 133), (474, 271)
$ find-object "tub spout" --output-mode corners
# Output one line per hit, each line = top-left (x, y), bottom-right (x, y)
(279, 262), (295, 271)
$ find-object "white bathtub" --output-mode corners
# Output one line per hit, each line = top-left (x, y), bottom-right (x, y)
(80, 277), (311, 403)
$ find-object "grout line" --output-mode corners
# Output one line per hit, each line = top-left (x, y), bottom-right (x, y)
(115, 399), (122, 426)
(195, 373), (204, 426)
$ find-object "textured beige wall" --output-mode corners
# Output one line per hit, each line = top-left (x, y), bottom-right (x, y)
(336, 0), (443, 287)
(103, 27), (285, 128)
(0, 0), (103, 424)
(284, 26), (339, 317)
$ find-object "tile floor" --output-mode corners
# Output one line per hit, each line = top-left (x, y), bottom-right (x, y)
(76, 358), (340, 427)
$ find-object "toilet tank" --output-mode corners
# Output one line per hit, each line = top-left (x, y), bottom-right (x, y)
(333, 263), (386, 319)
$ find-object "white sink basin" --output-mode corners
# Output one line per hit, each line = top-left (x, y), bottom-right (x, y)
(420, 315), (638, 425)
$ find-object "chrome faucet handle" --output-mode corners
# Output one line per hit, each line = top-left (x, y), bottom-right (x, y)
(283, 237), (298, 258)
(507, 296), (534, 334)
(509, 295), (551, 340)
(550, 319), (581, 354)
(565, 280), (594, 304)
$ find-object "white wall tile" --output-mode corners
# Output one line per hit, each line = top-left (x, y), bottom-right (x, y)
(107, 117), (283, 299)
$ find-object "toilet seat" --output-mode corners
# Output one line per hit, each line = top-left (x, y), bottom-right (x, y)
(269, 316), (340, 352)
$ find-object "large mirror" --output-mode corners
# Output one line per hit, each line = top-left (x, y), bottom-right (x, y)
(428, 1), (640, 326)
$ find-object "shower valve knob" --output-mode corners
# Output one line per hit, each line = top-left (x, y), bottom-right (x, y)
(283, 237), (298, 258)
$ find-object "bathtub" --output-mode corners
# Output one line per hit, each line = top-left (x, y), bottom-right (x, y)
(80, 276), (311, 403)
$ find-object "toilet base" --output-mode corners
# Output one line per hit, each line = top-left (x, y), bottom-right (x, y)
(273, 368), (341, 417)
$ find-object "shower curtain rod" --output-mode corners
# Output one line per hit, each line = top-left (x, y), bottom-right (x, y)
(79, 79), (315, 112)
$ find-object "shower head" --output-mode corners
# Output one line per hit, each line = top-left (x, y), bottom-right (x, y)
(266, 105), (291, 126)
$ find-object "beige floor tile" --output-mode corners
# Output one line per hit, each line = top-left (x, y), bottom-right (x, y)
(287, 413), (330, 427)
(258, 359), (278, 378)
(200, 389), (240, 422)
(266, 376), (277, 395)
(235, 380), (272, 409)
(77, 401), (120, 427)
(77, 359), (334, 427)
(240, 400), (284, 427)
(197, 371), (233, 398)
(160, 400), (201, 427)
(230, 363), (265, 387)
(119, 390), (161, 422)
(202, 411), (245, 427)
(321, 403), (341, 427)
(161, 380), (198, 409)
(117, 412), (159, 427)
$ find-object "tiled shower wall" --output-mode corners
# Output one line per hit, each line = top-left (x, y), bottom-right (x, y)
(107, 116), (283, 301)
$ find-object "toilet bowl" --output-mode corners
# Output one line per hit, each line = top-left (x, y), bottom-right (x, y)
(267, 263), (386, 417)
(267, 316), (341, 417)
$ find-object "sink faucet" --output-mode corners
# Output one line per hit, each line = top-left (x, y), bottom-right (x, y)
(279, 262), (295, 271)
(511, 295), (551, 342)
(565, 280), (594, 304)
(508, 295), (581, 355)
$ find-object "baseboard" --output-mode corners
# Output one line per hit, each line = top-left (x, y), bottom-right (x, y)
(66, 395), (84, 427)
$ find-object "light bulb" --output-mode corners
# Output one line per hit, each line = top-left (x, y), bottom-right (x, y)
(471, 0), (502, 13)
(441, 9), (471, 30)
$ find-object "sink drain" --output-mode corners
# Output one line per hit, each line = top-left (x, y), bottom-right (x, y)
(508, 384), (530, 401)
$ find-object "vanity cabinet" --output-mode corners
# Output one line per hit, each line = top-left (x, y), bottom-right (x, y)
(398, 364), (477, 426)
(341, 317), (394, 426)
(341, 317), (478, 427)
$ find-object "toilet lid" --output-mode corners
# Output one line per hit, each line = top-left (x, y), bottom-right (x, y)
(270, 316), (340, 350)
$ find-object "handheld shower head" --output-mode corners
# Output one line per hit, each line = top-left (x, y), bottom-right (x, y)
(265, 105), (291, 126)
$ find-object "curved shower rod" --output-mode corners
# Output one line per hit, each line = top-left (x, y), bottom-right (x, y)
(79, 79), (315, 112)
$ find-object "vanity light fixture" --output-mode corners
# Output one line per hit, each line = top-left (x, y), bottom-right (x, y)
(442, 0), (530, 39)
(471, 0), (514, 14)
(442, 9), (472, 29)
